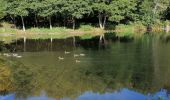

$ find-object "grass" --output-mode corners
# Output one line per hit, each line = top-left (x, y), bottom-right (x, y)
(79, 24), (94, 31)
(0, 22), (104, 34)
(0, 28), (17, 34)
(115, 24), (135, 38)
(27, 27), (71, 34)
(0, 22), (101, 34)
(0, 22), (17, 34)
(0, 24), (105, 43)
(1, 22), (170, 43)
(0, 22), (105, 43)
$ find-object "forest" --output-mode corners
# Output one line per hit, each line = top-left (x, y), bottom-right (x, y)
(1, 0), (170, 100)
(0, 0), (170, 32)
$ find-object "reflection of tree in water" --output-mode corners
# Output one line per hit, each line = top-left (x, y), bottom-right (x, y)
(10, 62), (35, 99)
(1, 50), (106, 99)
(81, 38), (170, 94)
(25, 60), (106, 99)
(151, 38), (170, 94)
(1, 37), (170, 99)
(0, 58), (13, 94)
(0, 57), (36, 98)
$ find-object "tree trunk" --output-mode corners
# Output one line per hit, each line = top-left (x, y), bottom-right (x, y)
(73, 36), (76, 47)
(147, 24), (152, 32)
(103, 16), (107, 30)
(64, 16), (66, 29)
(166, 23), (169, 33)
(50, 37), (53, 51)
(35, 14), (38, 27)
(13, 17), (17, 29)
(49, 17), (52, 29)
(98, 13), (106, 29)
(24, 37), (26, 52)
(10, 15), (16, 29)
(55, 14), (58, 27)
(98, 13), (103, 29)
(21, 16), (26, 31)
(72, 17), (75, 30)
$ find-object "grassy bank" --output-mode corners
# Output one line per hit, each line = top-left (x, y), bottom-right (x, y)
(0, 22), (104, 34)
(0, 22), (170, 43)
(114, 21), (170, 38)
(0, 22), (106, 42)
(113, 23), (146, 39)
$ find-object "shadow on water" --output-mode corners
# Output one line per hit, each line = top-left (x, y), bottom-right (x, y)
(0, 33), (170, 99)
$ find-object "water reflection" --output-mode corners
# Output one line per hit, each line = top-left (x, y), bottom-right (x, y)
(1, 89), (169, 100)
(0, 34), (170, 100)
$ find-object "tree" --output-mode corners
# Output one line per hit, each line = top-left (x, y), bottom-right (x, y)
(92, 0), (109, 29)
(6, 0), (29, 31)
(28, 0), (42, 27)
(139, 0), (155, 26)
(109, 0), (137, 23)
(92, 0), (137, 29)
(59, 0), (68, 29)
(139, 0), (170, 26)
(153, 0), (170, 15)
(164, 6), (170, 20)
(1, 0), (170, 32)
(0, 0), (7, 20)
(61, 0), (92, 30)
(38, 0), (60, 29)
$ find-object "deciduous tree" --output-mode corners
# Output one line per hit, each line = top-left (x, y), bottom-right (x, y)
(61, 0), (92, 30)
(6, 0), (29, 31)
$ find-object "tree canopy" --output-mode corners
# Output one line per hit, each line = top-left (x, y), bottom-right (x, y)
(0, 0), (7, 19)
(0, 0), (170, 30)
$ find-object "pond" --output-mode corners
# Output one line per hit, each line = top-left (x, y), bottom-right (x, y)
(0, 34), (170, 100)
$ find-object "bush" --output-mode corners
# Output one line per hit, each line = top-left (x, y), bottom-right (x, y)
(79, 24), (94, 31)
(115, 23), (146, 37)
(0, 22), (15, 29)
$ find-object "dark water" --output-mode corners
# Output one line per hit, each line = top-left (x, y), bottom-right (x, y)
(0, 34), (170, 100)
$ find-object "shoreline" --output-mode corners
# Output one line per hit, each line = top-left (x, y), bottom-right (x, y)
(0, 25), (169, 43)
(0, 29), (106, 43)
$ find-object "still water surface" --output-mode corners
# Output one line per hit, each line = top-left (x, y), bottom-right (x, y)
(0, 35), (170, 100)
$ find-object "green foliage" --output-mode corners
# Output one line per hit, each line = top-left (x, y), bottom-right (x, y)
(6, 0), (29, 17)
(109, 0), (137, 22)
(0, 0), (169, 30)
(115, 23), (146, 37)
(91, 0), (137, 29)
(139, 0), (170, 25)
(28, 0), (41, 13)
(0, 0), (7, 19)
(63, 0), (91, 19)
(38, 0), (60, 17)
(139, 0), (156, 25)
(79, 24), (94, 31)
(116, 24), (135, 37)
(0, 22), (17, 34)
